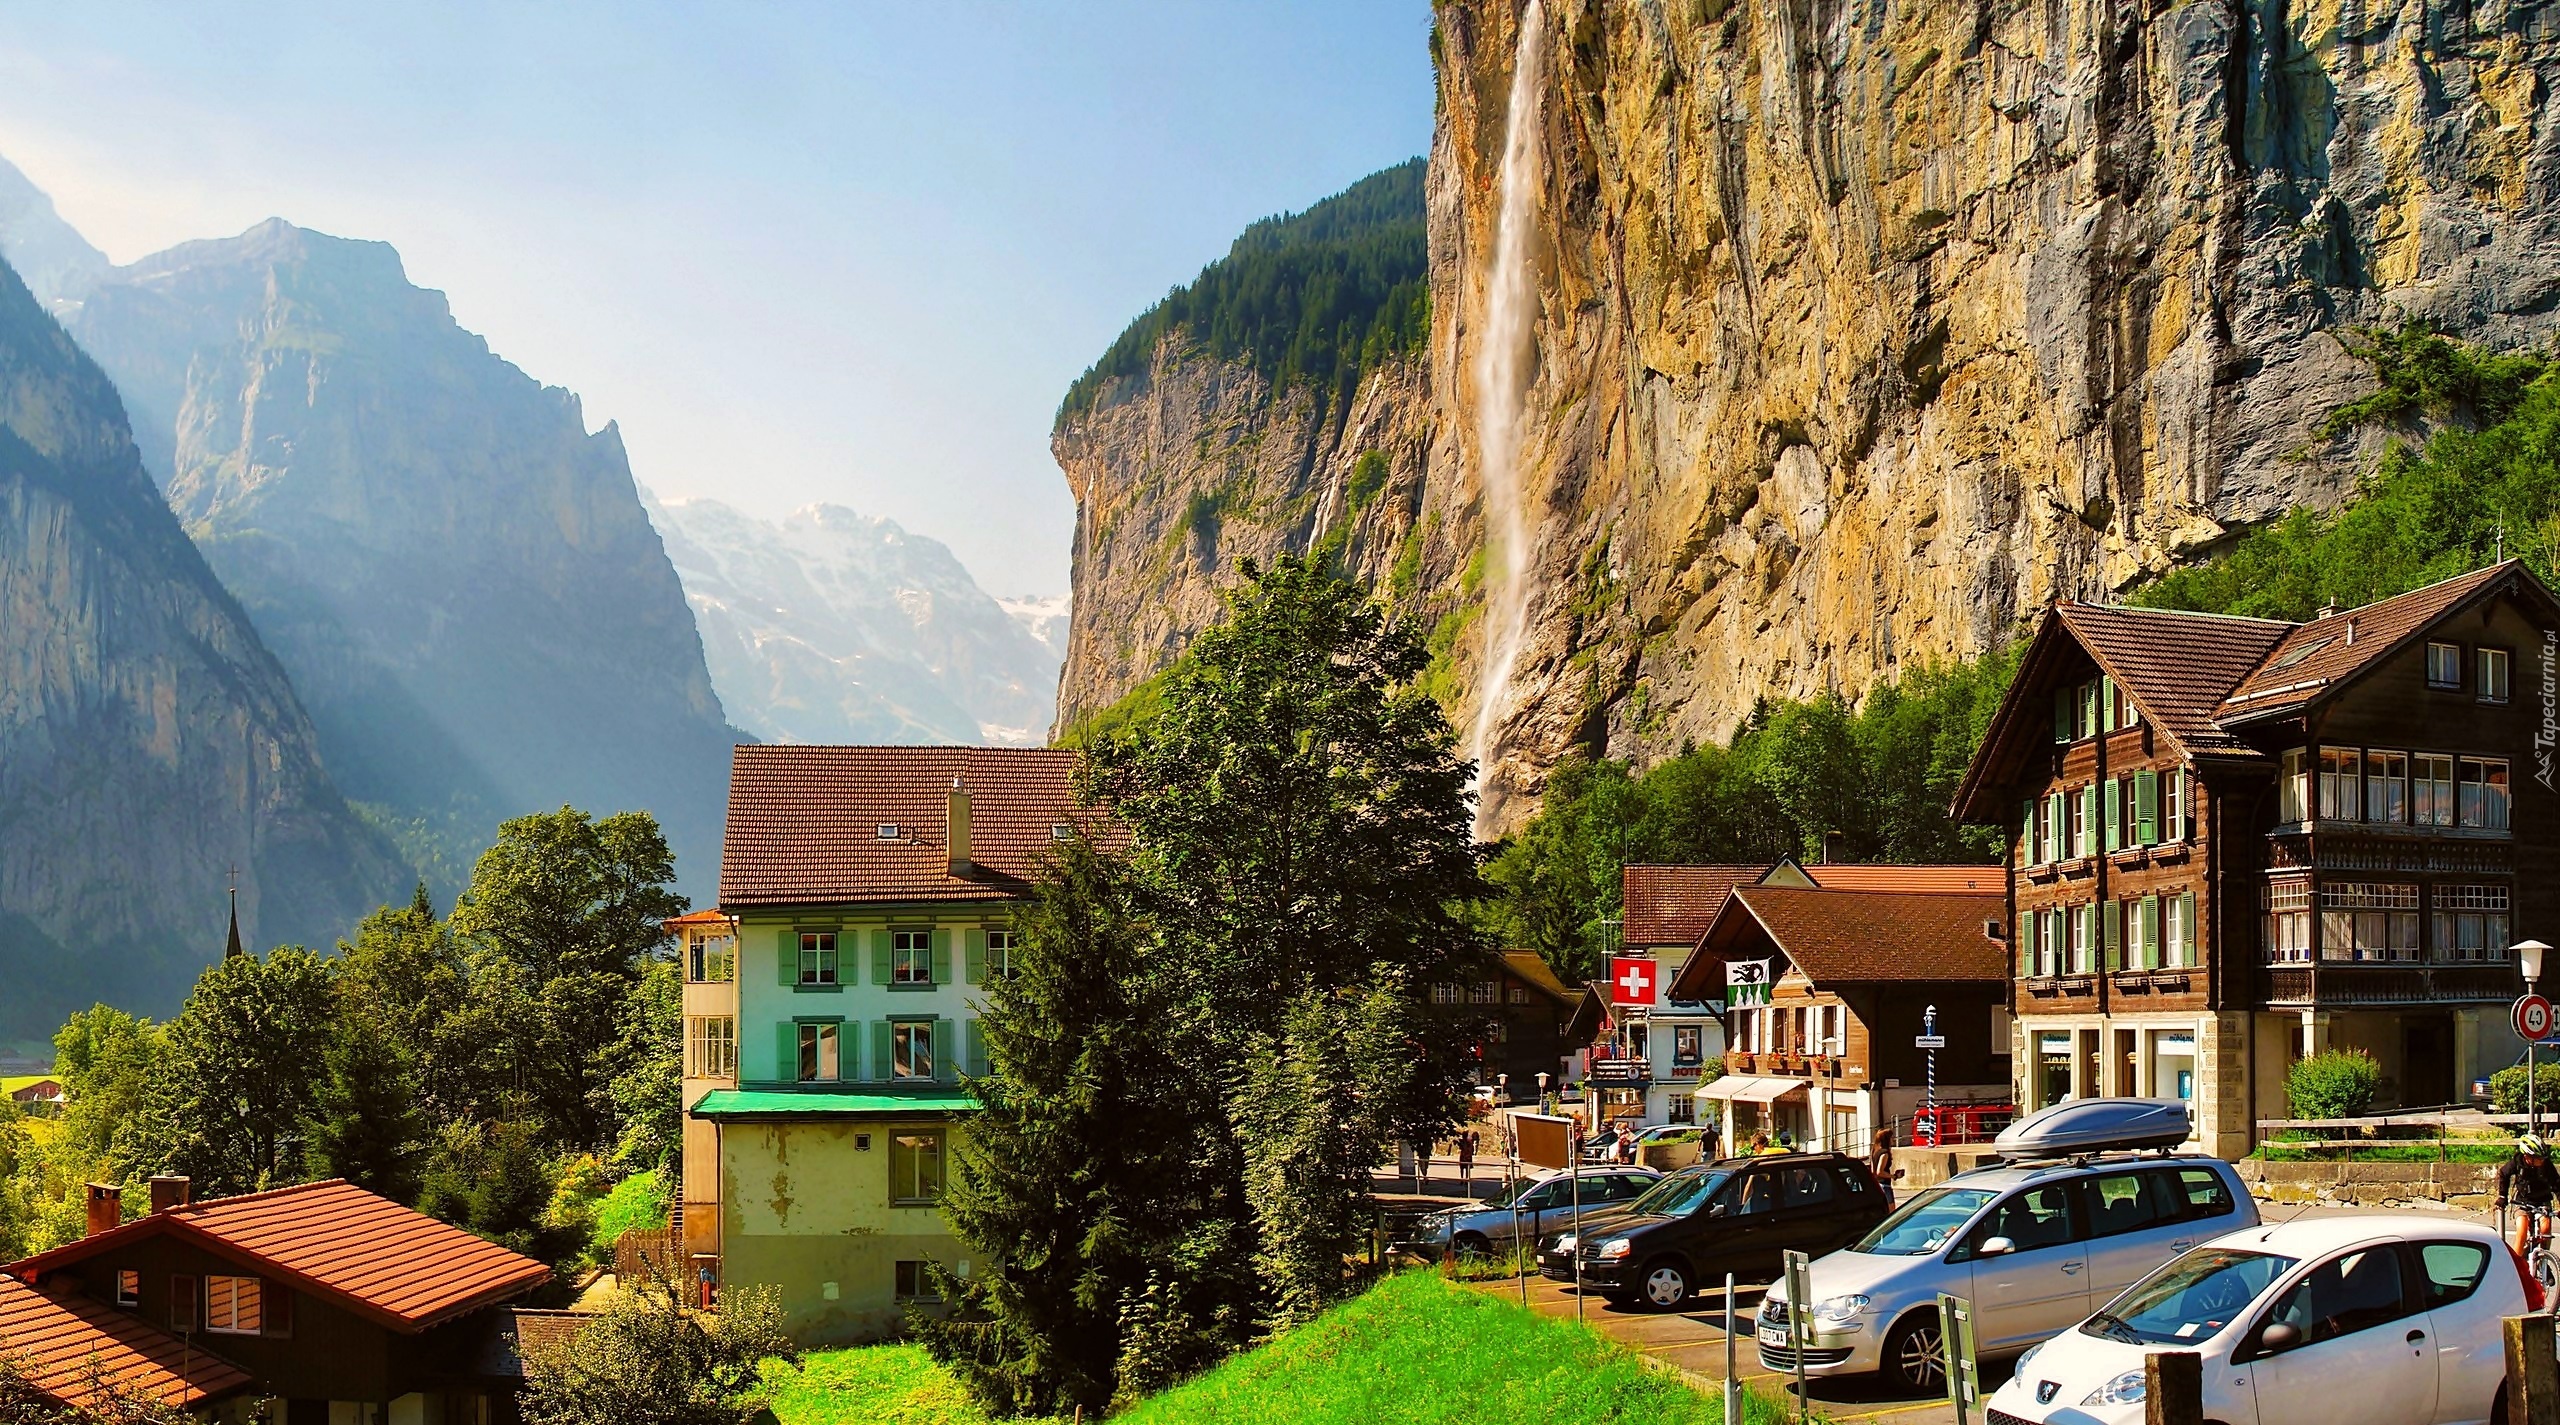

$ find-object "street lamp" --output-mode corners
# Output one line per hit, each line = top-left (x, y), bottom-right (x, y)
(2518, 940), (2552, 1136)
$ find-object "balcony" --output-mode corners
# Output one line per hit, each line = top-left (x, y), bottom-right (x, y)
(2261, 960), (2518, 1007)
(1588, 1057), (1652, 1086)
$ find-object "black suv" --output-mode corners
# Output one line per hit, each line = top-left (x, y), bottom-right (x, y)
(1574, 1153), (1889, 1310)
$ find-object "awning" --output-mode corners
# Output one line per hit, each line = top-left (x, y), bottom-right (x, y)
(691, 1087), (978, 1120)
(1693, 1074), (1809, 1104)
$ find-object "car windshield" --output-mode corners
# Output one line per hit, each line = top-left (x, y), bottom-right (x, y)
(2081, 1249), (2297, 1346)
(1850, 1187), (1999, 1256)
(1627, 1169), (1730, 1218)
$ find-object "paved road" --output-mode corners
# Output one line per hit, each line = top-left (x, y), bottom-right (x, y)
(1483, 1198), (2504, 1425)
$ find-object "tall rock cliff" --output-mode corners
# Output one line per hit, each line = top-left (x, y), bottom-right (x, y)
(1061, 0), (2560, 830)
(0, 254), (403, 1036)
(66, 219), (743, 894)
(649, 493), (1063, 746)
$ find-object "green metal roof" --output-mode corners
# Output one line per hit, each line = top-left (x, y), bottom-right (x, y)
(690, 1086), (978, 1120)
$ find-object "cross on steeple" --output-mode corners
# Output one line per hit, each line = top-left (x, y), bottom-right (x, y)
(223, 863), (244, 959)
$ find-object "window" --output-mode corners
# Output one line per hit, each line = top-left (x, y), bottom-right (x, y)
(2164, 891), (2196, 969)
(892, 1020), (935, 1079)
(1429, 982), (1463, 1006)
(2317, 748), (2360, 821)
(2162, 767), (2187, 841)
(1962, 1182), (2080, 1257)
(688, 931), (735, 983)
(1725, 1172), (1780, 1216)
(2433, 884), (2511, 962)
(1050, 822), (1075, 841)
(2459, 757), (2511, 830)
(2068, 787), (2092, 858)
(2364, 752), (2408, 825)
(2082, 1170), (2170, 1240)
(890, 1131), (945, 1203)
(2163, 1167), (2235, 1223)
(2042, 792), (2064, 862)
(2066, 903), (2092, 975)
(2264, 880), (2313, 963)
(1778, 1166), (1837, 1209)
(2259, 1246), (2409, 1348)
(1508, 984), (1532, 1004)
(2427, 641), (2463, 689)
(892, 928), (935, 985)
(2482, 647), (2512, 703)
(1468, 981), (1500, 1005)
(2080, 681), (2101, 739)
(2280, 748), (2310, 822)
(686, 1016), (737, 1079)
(2416, 1242), (2492, 1308)
(797, 930), (838, 986)
(2319, 882), (2421, 962)
(894, 1260), (943, 1301)
(797, 1022), (840, 1082)
(1673, 1024), (1704, 1067)
(2414, 755), (2456, 826)
(169, 1276), (196, 1333)
(114, 1270), (138, 1308)
(2130, 895), (2161, 970)
(876, 823), (901, 840)
(205, 1276), (261, 1335)
(984, 929), (1017, 980)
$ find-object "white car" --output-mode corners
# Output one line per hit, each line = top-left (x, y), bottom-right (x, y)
(1986, 1215), (2530, 1425)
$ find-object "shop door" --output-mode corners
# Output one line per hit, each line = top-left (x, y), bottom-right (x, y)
(2402, 1018), (2454, 1110)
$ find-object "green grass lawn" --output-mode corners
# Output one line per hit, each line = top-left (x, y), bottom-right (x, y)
(2252, 1141), (2510, 1163)
(759, 1271), (1781, 1425)
(764, 1342), (1012, 1425)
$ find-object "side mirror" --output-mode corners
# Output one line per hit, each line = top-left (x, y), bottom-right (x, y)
(1976, 1236), (2016, 1258)
(2257, 1322), (2303, 1353)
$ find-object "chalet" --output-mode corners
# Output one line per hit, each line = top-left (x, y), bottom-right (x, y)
(1668, 885), (2009, 1155)
(5, 1176), (550, 1422)
(1953, 562), (2560, 1155)
(692, 745), (1102, 1344)
(1434, 952), (1581, 1096)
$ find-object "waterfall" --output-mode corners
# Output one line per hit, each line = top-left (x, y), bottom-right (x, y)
(1467, 0), (1546, 839)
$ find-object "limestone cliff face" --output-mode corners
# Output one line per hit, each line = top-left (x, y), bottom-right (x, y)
(68, 220), (743, 893)
(0, 255), (403, 1034)
(1430, 0), (2560, 826)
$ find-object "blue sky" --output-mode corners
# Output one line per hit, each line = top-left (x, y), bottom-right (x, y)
(0, 2), (1436, 597)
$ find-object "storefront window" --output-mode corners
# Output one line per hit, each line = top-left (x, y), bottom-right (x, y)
(2036, 1032), (2073, 1108)
(2148, 1030), (2195, 1102)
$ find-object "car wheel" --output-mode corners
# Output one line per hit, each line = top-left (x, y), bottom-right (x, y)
(1451, 1232), (1491, 1260)
(1640, 1257), (1692, 1310)
(1880, 1310), (1946, 1395)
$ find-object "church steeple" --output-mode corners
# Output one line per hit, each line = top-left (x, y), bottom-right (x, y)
(223, 866), (243, 959)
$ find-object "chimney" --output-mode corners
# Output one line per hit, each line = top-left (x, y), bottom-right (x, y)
(85, 1183), (121, 1238)
(149, 1175), (192, 1214)
(947, 776), (972, 877)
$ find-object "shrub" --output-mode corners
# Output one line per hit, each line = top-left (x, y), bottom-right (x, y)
(2287, 1049), (2382, 1119)
(2489, 1065), (2560, 1116)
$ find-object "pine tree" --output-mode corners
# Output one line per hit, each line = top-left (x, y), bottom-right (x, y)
(303, 1010), (428, 1204)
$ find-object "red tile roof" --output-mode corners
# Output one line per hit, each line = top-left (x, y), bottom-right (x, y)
(1670, 887), (2007, 999)
(0, 1275), (250, 1409)
(11, 1180), (550, 1334)
(2216, 563), (2517, 721)
(1620, 865), (1769, 946)
(663, 909), (737, 929)
(720, 746), (1110, 908)
(1801, 864), (2002, 895)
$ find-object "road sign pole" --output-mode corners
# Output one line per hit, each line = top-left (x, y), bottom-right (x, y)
(1940, 1292), (1980, 1425)
(1723, 1272), (1739, 1425)
(1784, 1249), (1814, 1424)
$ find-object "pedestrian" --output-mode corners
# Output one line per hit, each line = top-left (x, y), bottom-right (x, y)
(1748, 1129), (1771, 1155)
(1870, 1127), (1896, 1206)
(1458, 1129), (1476, 1188)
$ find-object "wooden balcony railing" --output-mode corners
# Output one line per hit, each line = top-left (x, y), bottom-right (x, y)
(2262, 961), (2516, 1006)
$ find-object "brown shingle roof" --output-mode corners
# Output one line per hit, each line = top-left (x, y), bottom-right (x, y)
(720, 746), (1108, 908)
(1620, 865), (1769, 946)
(1500, 951), (1571, 1002)
(1669, 887), (2007, 999)
(0, 1276), (250, 1410)
(2055, 604), (2293, 758)
(2216, 563), (2517, 721)
(12, 1181), (550, 1333)
(1801, 864), (2002, 895)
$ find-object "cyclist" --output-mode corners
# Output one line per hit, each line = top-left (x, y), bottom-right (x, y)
(2497, 1133), (2560, 1259)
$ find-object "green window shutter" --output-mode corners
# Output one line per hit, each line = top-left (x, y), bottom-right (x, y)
(2100, 677), (2118, 731)
(2054, 688), (2072, 742)
(932, 928), (954, 985)
(934, 1018), (958, 1084)
(2181, 892), (2198, 968)
(2134, 770), (2158, 845)
(2020, 912), (2038, 973)
(779, 929), (799, 987)
(2141, 894), (2162, 970)
(777, 1023), (800, 1084)
(872, 1020), (895, 1081)
(872, 929), (893, 986)
(2103, 778), (2121, 852)
(2020, 799), (2037, 865)
(965, 1018), (988, 1077)
(2103, 901), (2122, 971)
(964, 928), (987, 985)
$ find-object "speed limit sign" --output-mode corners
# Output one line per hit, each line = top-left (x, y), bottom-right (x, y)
(2516, 994), (2554, 1042)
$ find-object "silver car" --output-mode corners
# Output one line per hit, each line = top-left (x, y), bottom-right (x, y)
(1405, 1167), (1661, 1258)
(1756, 1152), (2256, 1393)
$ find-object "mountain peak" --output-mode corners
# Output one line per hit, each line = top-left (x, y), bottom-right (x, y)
(0, 153), (109, 310)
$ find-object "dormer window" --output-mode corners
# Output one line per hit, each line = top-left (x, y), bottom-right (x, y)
(877, 824), (900, 840)
(2426, 641), (2462, 689)
(1050, 823), (1073, 841)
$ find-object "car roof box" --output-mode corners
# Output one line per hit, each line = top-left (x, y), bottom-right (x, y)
(1992, 1098), (2191, 1160)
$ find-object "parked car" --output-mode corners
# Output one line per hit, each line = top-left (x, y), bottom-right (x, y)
(1755, 1150), (2255, 1392)
(1402, 1166), (1660, 1260)
(1985, 1215), (2529, 1425)
(1539, 1165), (1714, 1279)
(1575, 1152), (1890, 1309)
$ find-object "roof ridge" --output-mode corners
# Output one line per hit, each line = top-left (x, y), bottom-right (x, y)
(2325, 559), (2513, 620)
(733, 743), (1076, 755)
(2061, 601), (2299, 629)
(171, 1177), (350, 1217)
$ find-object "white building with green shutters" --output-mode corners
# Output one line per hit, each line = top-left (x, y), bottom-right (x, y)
(687, 744), (1092, 1344)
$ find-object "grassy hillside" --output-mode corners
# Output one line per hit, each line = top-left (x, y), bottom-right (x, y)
(765, 1342), (1010, 1425)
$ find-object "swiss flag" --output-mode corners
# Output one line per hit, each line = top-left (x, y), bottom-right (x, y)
(1609, 955), (1657, 1007)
